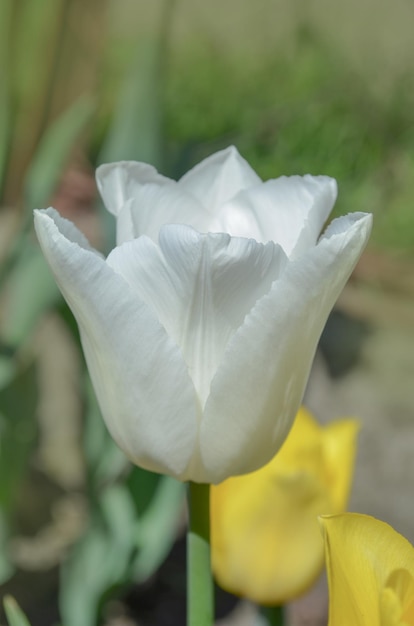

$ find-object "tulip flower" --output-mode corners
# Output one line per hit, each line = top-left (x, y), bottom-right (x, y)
(34, 147), (372, 484)
(320, 513), (414, 626)
(211, 407), (358, 604)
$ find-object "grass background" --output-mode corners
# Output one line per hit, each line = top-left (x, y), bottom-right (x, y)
(100, 0), (414, 253)
(0, 2), (414, 624)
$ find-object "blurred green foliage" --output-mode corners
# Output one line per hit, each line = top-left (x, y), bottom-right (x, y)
(165, 30), (414, 251)
(0, 2), (181, 623)
(0, 366), (37, 581)
(0, 0), (413, 624)
(3, 596), (32, 626)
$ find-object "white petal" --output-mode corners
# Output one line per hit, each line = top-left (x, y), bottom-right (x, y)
(178, 146), (261, 213)
(115, 198), (135, 245)
(97, 163), (211, 245)
(200, 212), (372, 484)
(127, 182), (211, 241)
(34, 209), (199, 480)
(107, 225), (286, 409)
(211, 175), (337, 255)
(37, 207), (102, 255)
(96, 161), (172, 216)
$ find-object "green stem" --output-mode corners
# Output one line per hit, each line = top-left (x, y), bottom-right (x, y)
(187, 482), (214, 626)
(261, 605), (285, 626)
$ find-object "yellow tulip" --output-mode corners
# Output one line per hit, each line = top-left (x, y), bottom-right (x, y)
(210, 407), (358, 605)
(320, 513), (414, 626)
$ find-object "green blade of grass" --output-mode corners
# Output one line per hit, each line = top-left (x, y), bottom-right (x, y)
(133, 475), (184, 582)
(98, 0), (176, 169)
(3, 596), (32, 626)
(98, 38), (163, 168)
(0, 0), (14, 197)
(1, 242), (61, 349)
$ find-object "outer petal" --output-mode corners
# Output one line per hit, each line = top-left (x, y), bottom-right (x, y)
(320, 514), (414, 626)
(107, 225), (286, 409)
(178, 146), (261, 213)
(34, 209), (198, 480)
(210, 175), (337, 255)
(38, 206), (101, 254)
(96, 161), (172, 216)
(201, 212), (372, 484)
(321, 418), (359, 512)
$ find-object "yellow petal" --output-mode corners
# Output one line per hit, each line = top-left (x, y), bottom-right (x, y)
(273, 406), (324, 474)
(212, 469), (331, 604)
(272, 409), (359, 506)
(211, 407), (358, 605)
(321, 417), (359, 511)
(382, 570), (414, 626)
(320, 513), (414, 626)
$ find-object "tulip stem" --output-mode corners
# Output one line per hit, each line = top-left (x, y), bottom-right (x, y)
(187, 482), (214, 626)
(261, 605), (285, 626)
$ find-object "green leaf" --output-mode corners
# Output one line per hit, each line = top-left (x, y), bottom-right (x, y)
(0, 363), (37, 583)
(98, 37), (163, 168)
(0, 364), (37, 510)
(260, 606), (286, 626)
(83, 376), (128, 486)
(61, 471), (183, 626)
(60, 523), (109, 626)
(133, 475), (184, 582)
(3, 596), (32, 626)
(24, 95), (95, 209)
(0, 356), (16, 391)
(100, 486), (138, 578)
(1, 241), (61, 350)
(13, 0), (63, 108)
(60, 485), (137, 626)
(0, 512), (14, 583)
(127, 466), (161, 516)
(0, 0), (13, 195)
(98, 0), (178, 169)
(97, 39), (159, 249)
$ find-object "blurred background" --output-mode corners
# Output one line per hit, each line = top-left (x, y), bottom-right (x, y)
(0, 0), (413, 624)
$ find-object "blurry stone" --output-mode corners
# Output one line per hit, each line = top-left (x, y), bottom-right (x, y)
(215, 601), (260, 626)
(287, 574), (328, 626)
(33, 313), (85, 489)
(11, 495), (87, 570)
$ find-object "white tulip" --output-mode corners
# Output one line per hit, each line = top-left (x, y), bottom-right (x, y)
(34, 147), (372, 484)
